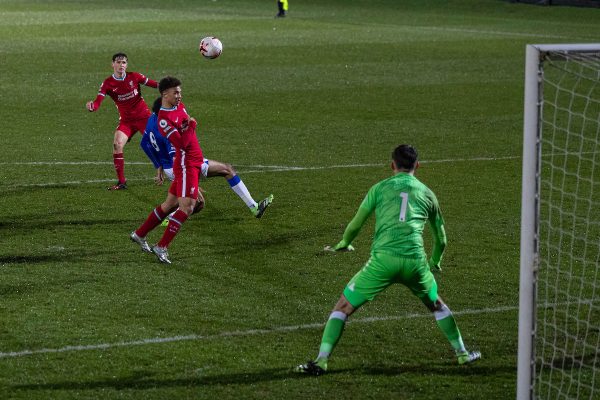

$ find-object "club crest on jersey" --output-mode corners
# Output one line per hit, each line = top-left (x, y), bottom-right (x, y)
(129, 80), (134, 88)
(159, 119), (168, 129)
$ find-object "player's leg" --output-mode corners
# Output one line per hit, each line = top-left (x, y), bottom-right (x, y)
(160, 167), (177, 226)
(276, 0), (286, 17)
(205, 159), (255, 206)
(296, 254), (393, 375)
(131, 192), (178, 252)
(409, 264), (481, 365)
(204, 159), (273, 218)
(152, 167), (200, 263)
(295, 294), (355, 376)
(109, 124), (131, 189)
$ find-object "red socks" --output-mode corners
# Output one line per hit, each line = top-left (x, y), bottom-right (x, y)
(113, 152), (125, 183)
(157, 210), (189, 248)
(135, 206), (167, 238)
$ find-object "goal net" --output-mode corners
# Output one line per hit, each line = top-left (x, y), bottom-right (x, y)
(518, 44), (600, 400)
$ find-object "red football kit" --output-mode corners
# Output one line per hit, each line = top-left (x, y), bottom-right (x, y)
(91, 72), (158, 137)
(158, 102), (204, 199)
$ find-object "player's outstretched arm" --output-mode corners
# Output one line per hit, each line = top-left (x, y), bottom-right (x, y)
(86, 93), (105, 112)
(145, 78), (158, 88)
(325, 206), (371, 252)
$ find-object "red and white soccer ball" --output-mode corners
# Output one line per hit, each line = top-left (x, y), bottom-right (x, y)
(199, 36), (223, 59)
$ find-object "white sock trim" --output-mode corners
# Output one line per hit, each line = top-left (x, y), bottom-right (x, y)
(329, 311), (347, 321)
(434, 304), (452, 321)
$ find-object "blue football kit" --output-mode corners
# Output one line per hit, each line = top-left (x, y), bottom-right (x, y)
(140, 113), (175, 170)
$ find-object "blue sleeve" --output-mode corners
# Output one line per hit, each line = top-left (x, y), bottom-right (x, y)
(140, 135), (161, 169)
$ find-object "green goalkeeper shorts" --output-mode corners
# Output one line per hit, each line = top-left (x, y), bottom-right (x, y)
(343, 252), (438, 308)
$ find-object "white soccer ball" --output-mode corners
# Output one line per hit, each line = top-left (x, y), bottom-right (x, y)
(199, 36), (223, 59)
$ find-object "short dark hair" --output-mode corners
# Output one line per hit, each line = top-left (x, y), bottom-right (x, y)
(158, 76), (181, 94)
(392, 144), (418, 170)
(152, 97), (162, 114)
(112, 52), (128, 62)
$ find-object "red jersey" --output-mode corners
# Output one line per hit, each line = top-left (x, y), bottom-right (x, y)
(92, 72), (158, 121)
(157, 102), (204, 169)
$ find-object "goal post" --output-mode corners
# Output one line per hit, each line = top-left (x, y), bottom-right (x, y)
(518, 43), (600, 400)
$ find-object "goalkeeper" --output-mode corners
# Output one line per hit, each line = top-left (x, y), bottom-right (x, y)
(295, 144), (481, 375)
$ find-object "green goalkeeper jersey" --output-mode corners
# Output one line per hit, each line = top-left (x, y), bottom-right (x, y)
(340, 172), (446, 264)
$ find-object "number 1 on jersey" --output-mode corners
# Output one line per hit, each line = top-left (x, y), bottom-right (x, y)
(399, 192), (409, 222)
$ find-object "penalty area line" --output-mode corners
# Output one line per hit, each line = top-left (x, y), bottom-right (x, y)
(0, 304), (519, 359)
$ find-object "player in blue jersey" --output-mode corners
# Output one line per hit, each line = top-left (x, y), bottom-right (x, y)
(138, 97), (273, 219)
(140, 98), (176, 185)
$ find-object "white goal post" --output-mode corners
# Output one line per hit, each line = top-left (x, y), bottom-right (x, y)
(518, 43), (600, 400)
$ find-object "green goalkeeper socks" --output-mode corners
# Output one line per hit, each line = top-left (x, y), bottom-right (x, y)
(317, 311), (347, 360)
(434, 305), (466, 354)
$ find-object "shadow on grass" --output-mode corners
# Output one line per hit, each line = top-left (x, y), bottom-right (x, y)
(0, 217), (135, 232)
(12, 362), (500, 393)
(361, 362), (512, 376)
(11, 367), (325, 392)
(0, 250), (109, 266)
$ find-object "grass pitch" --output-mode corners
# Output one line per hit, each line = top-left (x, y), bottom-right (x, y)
(0, 0), (598, 398)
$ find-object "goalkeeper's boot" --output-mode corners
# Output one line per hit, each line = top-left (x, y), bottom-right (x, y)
(251, 194), (274, 219)
(294, 359), (327, 376)
(130, 231), (152, 253)
(151, 245), (172, 264)
(457, 350), (481, 365)
(108, 181), (127, 191)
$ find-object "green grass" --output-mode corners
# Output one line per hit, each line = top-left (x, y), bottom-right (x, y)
(0, 0), (598, 398)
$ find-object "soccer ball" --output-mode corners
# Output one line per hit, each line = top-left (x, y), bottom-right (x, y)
(199, 36), (223, 59)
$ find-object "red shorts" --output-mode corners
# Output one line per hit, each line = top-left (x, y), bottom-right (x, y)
(116, 118), (149, 138)
(169, 165), (201, 199)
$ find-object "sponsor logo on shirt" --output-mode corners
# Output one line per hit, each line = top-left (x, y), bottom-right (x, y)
(117, 91), (137, 101)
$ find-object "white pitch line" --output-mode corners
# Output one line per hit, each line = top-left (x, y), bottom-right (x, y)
(0, 156), (519, 167)
(5, 150), (592, 169)
(12, 151), (593, 188)
(0, 305), (517, 359)
(7, 156), (522, 188)
(11, 150), (593, 188)
(2, 299), (595, 359)
(0, 161), (151, 166)
(14, 177), (152, 188)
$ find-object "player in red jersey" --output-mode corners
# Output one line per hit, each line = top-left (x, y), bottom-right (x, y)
(86, 52), (158, 190)
(130, 76), (205, 264)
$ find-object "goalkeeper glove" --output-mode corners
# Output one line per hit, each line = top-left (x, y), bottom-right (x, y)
(324, 241), (355, 252)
